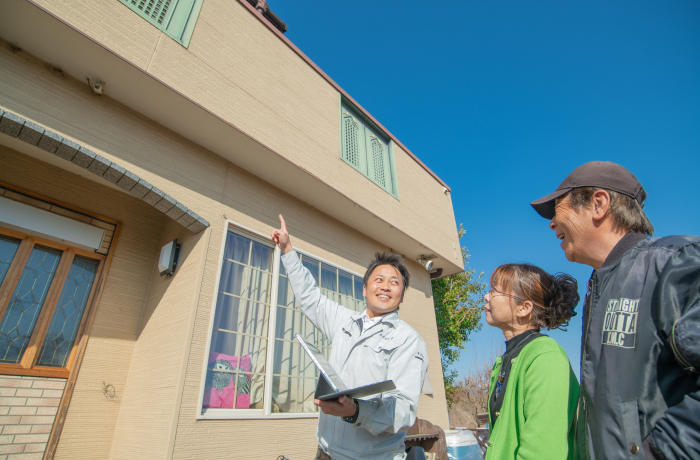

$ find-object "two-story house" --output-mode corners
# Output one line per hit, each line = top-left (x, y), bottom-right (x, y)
(0, 1), (463, 458)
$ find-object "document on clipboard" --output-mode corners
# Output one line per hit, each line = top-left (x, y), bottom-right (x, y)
(295, 333), (396, 401)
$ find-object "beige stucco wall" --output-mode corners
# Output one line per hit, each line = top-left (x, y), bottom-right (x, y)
(29, 0), (461, 267)
(0, 38), (450, 460)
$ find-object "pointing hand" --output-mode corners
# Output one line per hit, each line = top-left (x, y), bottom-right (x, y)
(271, 215), (293, 254)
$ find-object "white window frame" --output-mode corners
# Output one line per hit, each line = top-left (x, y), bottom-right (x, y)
(197, 219), (366, 420)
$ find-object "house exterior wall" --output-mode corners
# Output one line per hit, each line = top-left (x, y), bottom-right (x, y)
(107, 218), (211, 460)
(0, 37), (450, 460)
(28, 0), (461, 267)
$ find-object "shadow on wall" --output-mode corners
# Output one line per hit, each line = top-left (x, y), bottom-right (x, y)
(136, 223), (208, 339)
(0, 145), (169, 343)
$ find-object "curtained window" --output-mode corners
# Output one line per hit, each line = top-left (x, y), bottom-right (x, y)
(201, 228), (366, 417)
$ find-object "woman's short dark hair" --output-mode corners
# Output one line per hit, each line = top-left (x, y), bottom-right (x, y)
(363, 252), (410, 294)
(491, 264), (579, 330)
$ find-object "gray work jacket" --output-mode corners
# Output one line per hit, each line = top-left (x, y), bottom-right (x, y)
(282, 251), (429, 460)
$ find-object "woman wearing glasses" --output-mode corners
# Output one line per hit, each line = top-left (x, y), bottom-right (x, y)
(484, 264), (580, 460)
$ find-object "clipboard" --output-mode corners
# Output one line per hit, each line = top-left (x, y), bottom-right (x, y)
(296, 333), (396, 401)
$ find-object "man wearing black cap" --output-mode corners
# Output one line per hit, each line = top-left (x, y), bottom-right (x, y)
(531, 161), (700, 460)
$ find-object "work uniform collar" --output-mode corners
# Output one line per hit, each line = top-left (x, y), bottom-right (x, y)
(361, 310), (382, 328)
(601, 231), (648, 269)
(351, 309), (399, 328)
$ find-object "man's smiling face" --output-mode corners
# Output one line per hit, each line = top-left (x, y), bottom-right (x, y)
(363, 265), (404, 318)
(550, 194), (594, 264)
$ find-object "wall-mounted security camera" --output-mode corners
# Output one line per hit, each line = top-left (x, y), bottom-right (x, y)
(158, 239), (181, 277)
(417, 256), (434, 272)
(87, 78), (105, 95)
(92, 82), (104, 95)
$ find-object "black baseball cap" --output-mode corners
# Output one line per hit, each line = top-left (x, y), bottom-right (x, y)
(530, 161), (644, 219)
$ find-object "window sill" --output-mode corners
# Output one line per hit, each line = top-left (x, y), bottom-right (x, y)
(0, 365), (69, 379)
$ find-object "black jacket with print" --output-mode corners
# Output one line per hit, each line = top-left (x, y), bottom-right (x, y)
(576, 232), (700, 460)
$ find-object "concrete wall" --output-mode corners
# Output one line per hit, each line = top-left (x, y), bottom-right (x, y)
(30, 0), (461, 265)
(0, 27), (450, 460)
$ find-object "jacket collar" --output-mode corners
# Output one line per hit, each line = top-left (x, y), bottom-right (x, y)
(351, 309), (398, 327)
(600, 231), (648, 269)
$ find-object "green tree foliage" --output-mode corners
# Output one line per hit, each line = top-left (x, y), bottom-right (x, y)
(431, 225), (487, 406)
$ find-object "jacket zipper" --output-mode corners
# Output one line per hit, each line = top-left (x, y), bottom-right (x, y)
(581, 278), (594, 370)
(669, 319), (695, 372)
(581, 277), (594, 460)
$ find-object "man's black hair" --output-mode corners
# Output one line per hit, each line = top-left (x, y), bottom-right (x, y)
(363, 252), (410, 294)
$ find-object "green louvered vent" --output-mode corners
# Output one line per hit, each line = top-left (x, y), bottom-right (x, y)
(370, 137), (386, 188)
(120, 0), (203, 48)
(339, 102), (399, 199)
(131, 0), (172, 24)
(342, 113), (360, 168)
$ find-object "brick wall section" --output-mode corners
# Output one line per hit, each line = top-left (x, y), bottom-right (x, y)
(0, 376), (65, 460)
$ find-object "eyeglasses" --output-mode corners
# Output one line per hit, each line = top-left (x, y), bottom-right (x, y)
(488, 286), (544, 308)
(488, 286), (528, 303)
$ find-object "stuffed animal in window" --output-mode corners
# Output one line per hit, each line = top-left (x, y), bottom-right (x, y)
(205, 359), (234, 390)
(202, 352), (252, 409)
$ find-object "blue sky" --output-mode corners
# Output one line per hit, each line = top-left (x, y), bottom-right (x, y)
(272, 0), (700, 378)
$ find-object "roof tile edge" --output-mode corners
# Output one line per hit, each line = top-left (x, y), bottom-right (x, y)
(0, 108), (210, 234)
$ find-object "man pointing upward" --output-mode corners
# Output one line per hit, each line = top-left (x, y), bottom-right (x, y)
(272, 215), (429, 460)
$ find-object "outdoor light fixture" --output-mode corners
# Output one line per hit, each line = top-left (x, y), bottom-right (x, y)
(158, 239), (181, 277)
(417, 256), (434, 272)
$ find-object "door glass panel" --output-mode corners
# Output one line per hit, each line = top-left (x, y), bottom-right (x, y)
(0, 246), (62, 364)
(36, 257), (99, 367)
(0, 236), (21, 287)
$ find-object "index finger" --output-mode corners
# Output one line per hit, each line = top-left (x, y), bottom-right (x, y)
(279, 214), (287, 232)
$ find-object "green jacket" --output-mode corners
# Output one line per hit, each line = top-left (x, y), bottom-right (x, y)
(486, 336), (579, 460)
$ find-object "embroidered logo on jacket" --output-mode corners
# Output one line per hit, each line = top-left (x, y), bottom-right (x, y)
(602, 298), (639, 348)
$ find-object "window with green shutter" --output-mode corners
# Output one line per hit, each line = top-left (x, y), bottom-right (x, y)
(340, 101), (399, 199)
(119, 0), (204, 48)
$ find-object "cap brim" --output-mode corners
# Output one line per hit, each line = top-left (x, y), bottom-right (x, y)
(530, 188), (571, 220)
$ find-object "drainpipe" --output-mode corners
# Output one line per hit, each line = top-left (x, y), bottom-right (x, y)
(430, 268), (443, 280)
